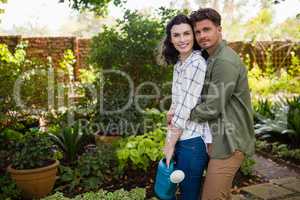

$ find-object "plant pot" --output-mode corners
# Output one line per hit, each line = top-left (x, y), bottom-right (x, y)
(7, 160), (59, 199)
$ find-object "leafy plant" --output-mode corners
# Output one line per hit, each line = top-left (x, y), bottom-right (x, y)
(247, 47), (300, 96)
(0, 42), (26, 130)
(56, 144), (117, 193)
(143, 108), (167, 132)
(288, 51), (300, 76)
(0, 0), (7, 17)
(60, 0), (126, 16)
(0, 128), (24, 173)
(42, 188), (145, 200)
(254, 96), (300, 148)
(255, 140), (269, 152)
(77, 144), (116, 190)
(48, 119), (98, 164)
(286, 96), (300, 144)
(240, 156), (256, 176)
(49, 123), (83, 164)
(88, 9), (173, 135)
(257, 141), (300, 161)
(11, 129), (57, 170)
(0, 173), (21, 200)
(0, 42), (56, 132)
(253, 98), (275, 120)
(116, 128), (165, 171)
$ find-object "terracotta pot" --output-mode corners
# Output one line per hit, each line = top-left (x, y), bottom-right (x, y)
(7, 160), (59, 199)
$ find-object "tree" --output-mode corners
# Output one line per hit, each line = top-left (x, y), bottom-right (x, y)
(243, 8), (274, 41)
(273, 17), (300, 40)
(8, 22), (51, 36)
(0, 0), (7, 22)
(59, 0), (126, 16)
(194, 0), (220, 10)
(58, 11), (113, 37)
(0, 0), (6, 13)
(88, 9), (177, 134)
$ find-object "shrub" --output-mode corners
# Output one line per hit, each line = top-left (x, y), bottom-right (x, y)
(77, 144), (117, 190)
(240, 156), (256, 176)
(116, 128), (165, 171)
(254, 96), (300, 147)
(42, 188), (146, 200)
(248, 65), (300, 96)
(88, 10), (174, 135)
(10, 129), (57, 170)
(0, 128), (23, 173)
(143, 108), (167, 131)
(253, 98), (275, 120)
(0, 42), (50, 118)
(56, 144), (117, 193)
(256, 140), (300, 161)
(0, 43), (81, 135)
(0, 173), (21, 200)
(247, 47), (300, 96)
(287, 96), (300, 145)
(48, 123), (84, 164)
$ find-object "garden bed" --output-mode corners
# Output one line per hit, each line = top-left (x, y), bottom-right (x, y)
(255, 140), (300, 167)
(103, 162), (266, 198)
(256, 149), (300, 173)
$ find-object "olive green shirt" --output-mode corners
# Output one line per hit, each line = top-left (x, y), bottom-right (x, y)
(190, 40), (255, 159)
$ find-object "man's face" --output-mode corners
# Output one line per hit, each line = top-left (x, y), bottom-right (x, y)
(193, 19), (222, 54)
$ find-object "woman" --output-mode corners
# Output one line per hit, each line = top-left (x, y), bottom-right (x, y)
(161, 14), (212, 200)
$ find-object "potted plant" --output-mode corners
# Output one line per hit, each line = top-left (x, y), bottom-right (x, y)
(7, 129), (59, 199)
(48, 124), (83, 164)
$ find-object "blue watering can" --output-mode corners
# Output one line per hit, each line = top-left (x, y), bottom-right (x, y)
(154, 159), (184, 200)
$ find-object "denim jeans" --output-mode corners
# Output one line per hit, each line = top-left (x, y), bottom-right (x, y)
(171, 136), (208, 200)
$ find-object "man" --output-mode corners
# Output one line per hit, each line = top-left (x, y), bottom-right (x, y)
(189, 8), (255, 200)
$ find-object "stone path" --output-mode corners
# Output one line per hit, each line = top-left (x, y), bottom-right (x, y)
(252, 154), (300, 180)
(232, 154), (300, 200)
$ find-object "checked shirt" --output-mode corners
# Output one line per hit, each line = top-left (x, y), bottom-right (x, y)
(170, 50), (212, 143)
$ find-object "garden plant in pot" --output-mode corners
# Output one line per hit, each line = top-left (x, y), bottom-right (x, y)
(7, 129), (60, 199)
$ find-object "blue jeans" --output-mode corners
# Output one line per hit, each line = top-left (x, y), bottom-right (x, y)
(171, 137), (208, 200)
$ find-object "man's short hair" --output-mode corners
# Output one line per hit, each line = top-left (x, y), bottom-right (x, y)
(190, 8), (221, 26)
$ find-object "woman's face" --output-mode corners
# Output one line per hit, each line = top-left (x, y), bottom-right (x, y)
(170, 23), (194, 58)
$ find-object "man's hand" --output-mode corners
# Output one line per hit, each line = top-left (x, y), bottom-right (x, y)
(167, 111), (174, 125)
(207, 143), (212, 157)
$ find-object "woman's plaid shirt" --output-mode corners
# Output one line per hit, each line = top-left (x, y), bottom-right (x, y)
(170, 50), (212, 143)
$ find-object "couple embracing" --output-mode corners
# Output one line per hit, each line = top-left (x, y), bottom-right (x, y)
(160, 8), (255, 200)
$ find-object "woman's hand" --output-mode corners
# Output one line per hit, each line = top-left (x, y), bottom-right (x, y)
(163, 124), (183, 168)
(163, 143), (175, 168)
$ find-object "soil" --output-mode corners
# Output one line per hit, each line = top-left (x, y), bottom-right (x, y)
(231, 170), (267, 194)
(101, 162), (157, 199)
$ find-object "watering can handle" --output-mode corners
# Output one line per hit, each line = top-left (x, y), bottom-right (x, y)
(162, 158), (174, 169)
